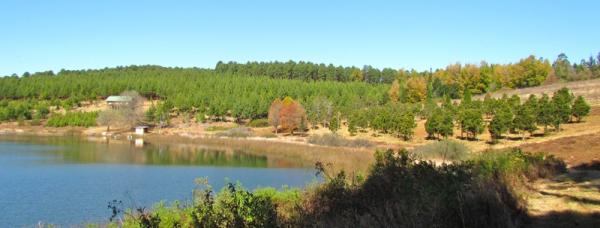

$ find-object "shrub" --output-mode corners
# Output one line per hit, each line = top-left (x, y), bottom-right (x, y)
(308, 133), (373, 148)
(473, 148), (567, 180)
(293, 149), (519, 227)
(248, 118), (269, 127)
(413, 139), (470, 161)
(46, 111), (98, 127)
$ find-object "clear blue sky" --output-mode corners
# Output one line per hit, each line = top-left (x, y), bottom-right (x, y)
(1, 0), (598, 75)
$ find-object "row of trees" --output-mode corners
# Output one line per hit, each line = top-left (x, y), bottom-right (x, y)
(424, 88), (591, 143)
(216, 61), (396, 83)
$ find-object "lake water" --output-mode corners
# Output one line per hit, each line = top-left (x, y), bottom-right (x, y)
(0, 135), (317, 227)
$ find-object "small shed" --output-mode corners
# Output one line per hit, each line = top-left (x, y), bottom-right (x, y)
(106, 96), (133, 108)
(135, 126), (149, 136)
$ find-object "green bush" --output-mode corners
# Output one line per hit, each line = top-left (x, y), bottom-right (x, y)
(46, 111), (98, 127)
(119, 181), (279, 228)
(248, 118), (269, 127)
(473, 148), (567, 180)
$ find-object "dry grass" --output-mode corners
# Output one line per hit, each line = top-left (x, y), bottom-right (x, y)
(474, 78), (600, 106)
(525, 170), (600, 227)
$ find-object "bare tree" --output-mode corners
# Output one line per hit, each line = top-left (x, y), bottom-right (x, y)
(98, 91), (146, 132)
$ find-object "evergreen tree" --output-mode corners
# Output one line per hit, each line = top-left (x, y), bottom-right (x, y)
(551, 87), (574, 130)
(536, 94), (554, 133)
(571, 95), (590, 122)
(489, 102), (513, 143)
(459, 108), (484, 140)
(513, 104), (538, 139)
(329, 112), (340, 133)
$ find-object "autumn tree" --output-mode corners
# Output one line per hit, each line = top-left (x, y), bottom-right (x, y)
(388, 79), (401, 103)
(277, 97), (307, 134)
(405, 76), (427, 103)
(268, 98), (282, 134)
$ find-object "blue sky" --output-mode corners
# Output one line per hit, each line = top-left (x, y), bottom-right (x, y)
(1, 0), (598, 75)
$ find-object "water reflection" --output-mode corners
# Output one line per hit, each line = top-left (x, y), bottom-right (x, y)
(0, 135), (301, 168)
(0, 134), (317, 227)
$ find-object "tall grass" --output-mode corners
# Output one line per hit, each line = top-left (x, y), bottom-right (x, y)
(413, 139), (471, 161)
(307, 133), (374, 148)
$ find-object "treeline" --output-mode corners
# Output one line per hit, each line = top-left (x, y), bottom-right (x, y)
(215, 52), (600, 98)
(216, 60), (396, 83)
(0, 66), (388, 121)
(552, 53), (600, 81)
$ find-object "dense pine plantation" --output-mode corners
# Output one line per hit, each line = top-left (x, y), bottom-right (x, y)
(0, 66), (388, 121)
(0, 54), (594, 143)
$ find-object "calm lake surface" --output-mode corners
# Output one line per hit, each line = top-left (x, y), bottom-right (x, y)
(0, 135), (317, 227)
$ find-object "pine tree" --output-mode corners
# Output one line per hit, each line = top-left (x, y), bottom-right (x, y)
(489, 102), (512, 143)
(425, 108), (441, 139)
(513, 104), (537, 139)
(536, 94), (554, 133)
(329, 112), (340, 134)
(572, 95), (590, 122)
(459, 108), (484, 140)
(551, 88), (573, 131)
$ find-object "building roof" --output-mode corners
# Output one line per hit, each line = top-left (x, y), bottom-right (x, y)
(105, 96), (132, 102)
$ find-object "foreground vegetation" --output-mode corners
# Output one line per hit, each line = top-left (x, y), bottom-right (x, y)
(99, 148), (565, 227)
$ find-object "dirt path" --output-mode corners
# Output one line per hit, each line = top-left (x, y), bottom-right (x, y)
(526, 170), (600, 227)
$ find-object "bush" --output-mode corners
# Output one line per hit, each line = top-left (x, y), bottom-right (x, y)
(473, 148), (567, 180)
(413, 139), (470, 161)
(248, 118), (269, 127)
(119, 181), (279, 227)
(46, 111), (98, 127)
(215, 127), (254, 138)
(293, 149), (519, 227)
(308, 133), (373, 148)
(110, 148), (566, 228)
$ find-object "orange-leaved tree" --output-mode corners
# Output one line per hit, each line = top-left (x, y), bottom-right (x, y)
(268, 98), (283, 134)
(269, 97), (306, 134)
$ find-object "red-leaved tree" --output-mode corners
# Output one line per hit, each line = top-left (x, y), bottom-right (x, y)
(269, 97), (306, 134)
